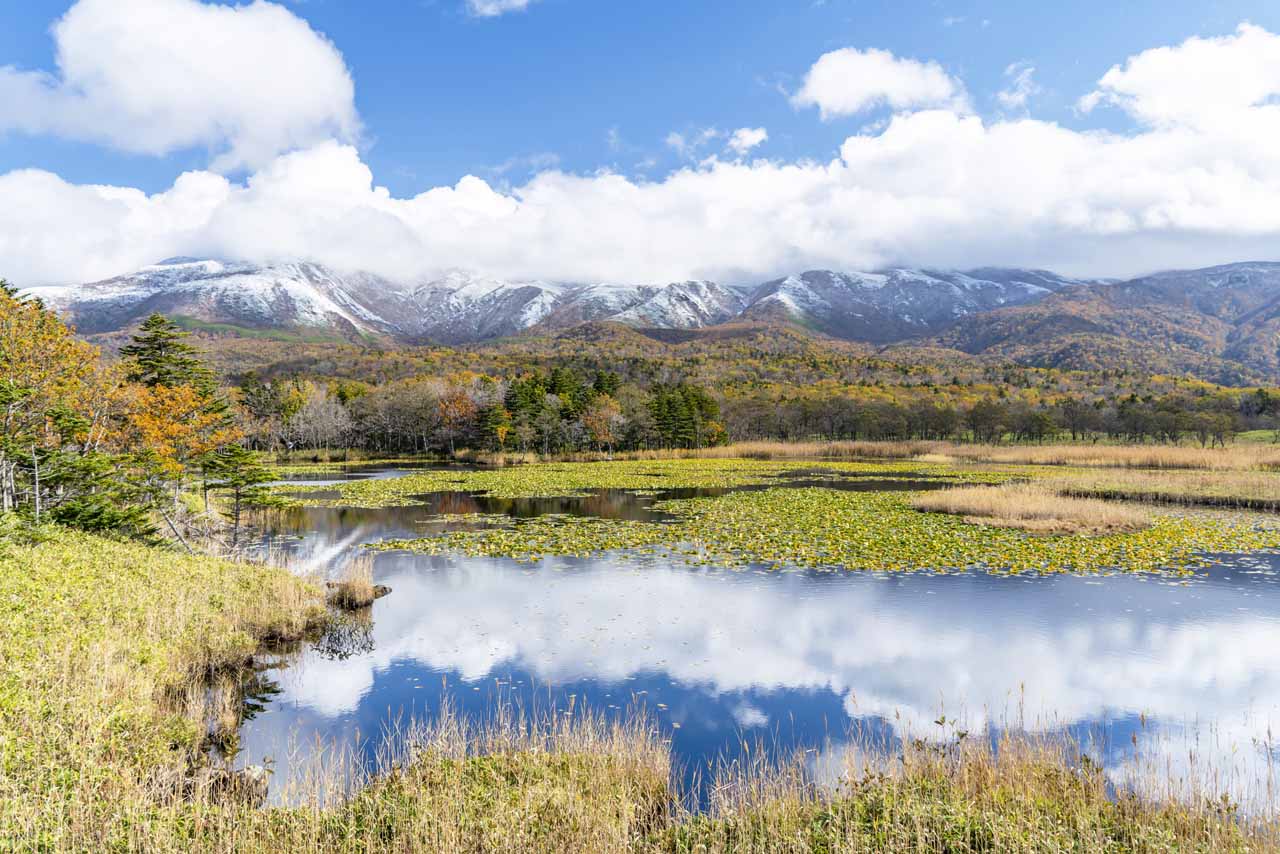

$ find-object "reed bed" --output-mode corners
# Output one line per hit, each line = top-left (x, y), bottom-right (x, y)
(911, 482), (1152, 534)
(1050, 469), (1280, 512)
(715, 440), (1280, 471)
(464, 440), (1280, 471)
(941, 442), (1280, 471)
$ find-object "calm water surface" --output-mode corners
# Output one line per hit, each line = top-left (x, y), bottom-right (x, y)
(238, 466), (1280, 805)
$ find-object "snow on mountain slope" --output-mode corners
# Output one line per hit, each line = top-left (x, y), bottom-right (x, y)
(742, 268), (1079, 343)
(613, 281), (745, 328)
(26, 258), (402, 337)
(28, 259), (1077, 345)
(28, 260), (755, 343)
(404, 272), (571, 343)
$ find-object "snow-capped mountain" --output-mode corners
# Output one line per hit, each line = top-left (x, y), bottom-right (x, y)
(403, 274), (745, 343)
(28, 258), (1077, 345)
(26, 259), (750, 343)
(742, 268), (1085, 342)
(25, 258), (406, 338)
(28, 257), (1280, 382)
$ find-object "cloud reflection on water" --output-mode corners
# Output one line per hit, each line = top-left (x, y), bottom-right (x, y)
(242, 548), (1280, 799)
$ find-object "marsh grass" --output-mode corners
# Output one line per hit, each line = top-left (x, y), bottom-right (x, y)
(912, 482), (1153, 534)
(658, 722), (1277, 853)
(1051, 469), (1280, 512)
(324, 554), (381, 609)
(477, 440), (1280, 471)
(666, 723), (1278, 853)
(0, 528), (328, 848)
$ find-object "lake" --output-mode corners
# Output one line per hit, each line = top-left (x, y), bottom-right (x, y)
(238, 465), (1280, 808)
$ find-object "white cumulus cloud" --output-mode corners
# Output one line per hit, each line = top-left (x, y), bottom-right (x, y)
(0, 0), (359, 172)
(726, 127), (769, 155)
(791, 47), (970, 119)
(1080, 23), (1280, 130)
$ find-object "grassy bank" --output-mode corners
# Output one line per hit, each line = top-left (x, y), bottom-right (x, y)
(0, 523), (670, 850)
(0, 526), (327, 847)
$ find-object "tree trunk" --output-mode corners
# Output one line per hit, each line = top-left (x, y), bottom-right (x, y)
(31, 447), (40, 524)
(0, 452), (9, 513)
(232, 490), (242, 548)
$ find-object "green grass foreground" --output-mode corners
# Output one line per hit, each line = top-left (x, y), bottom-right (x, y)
(0, 526), (327, 846)
(1, 525), (1277, 850)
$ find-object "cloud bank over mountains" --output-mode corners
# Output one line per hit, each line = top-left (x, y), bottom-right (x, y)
(3, 1), (1280, 287)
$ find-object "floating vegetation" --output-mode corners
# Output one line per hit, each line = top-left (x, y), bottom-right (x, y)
(375, 485), (1280, 576)
(281, 458), (1012, 508)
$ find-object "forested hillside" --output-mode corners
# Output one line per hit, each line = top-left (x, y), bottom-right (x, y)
(179, 320), (1279, 456)
(938, 262), (1280, 385)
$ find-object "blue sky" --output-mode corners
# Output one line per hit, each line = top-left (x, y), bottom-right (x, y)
(4, 0), (1280, 285)
(4, 0), (1277, 195)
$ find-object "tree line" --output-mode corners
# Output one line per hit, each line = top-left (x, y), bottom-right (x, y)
(236, 366), (728, 455)
(237, 360), (1278, 456)
(718, 389), (1275, 447)
(1, 294), (273, 542)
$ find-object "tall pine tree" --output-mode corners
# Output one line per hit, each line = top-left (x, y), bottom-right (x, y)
(120, 313), (218, 392)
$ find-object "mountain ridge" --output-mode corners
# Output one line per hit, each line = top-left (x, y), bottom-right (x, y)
(25, 258), (1081, 343)
(23, 258), (1280, 384)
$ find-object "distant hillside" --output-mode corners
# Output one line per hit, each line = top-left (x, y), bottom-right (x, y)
(935, 262), (1280, 385)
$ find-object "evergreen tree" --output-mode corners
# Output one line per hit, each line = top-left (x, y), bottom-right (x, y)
(592, 370), (621, 397)
(504, 375), (546, 421)
(479, 404), (513, 450)
(548, 367), (585, 418)
(202, 445), (276, 547)
(120, 313), (218, 392)
(238, 371), (283, 421)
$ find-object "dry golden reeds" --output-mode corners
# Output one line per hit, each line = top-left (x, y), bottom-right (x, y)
(911, 482), (1152, 534)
